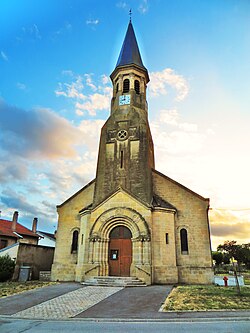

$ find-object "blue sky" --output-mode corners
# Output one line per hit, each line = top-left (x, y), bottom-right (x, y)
(0, 0), (249, 249)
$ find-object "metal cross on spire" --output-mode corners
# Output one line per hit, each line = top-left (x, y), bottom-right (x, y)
(129, 9), (132, 22)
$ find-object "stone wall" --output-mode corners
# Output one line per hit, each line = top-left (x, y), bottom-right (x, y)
(152, 169), (214, 284)
(51, 180), (95, 281)
(13, 244), (54, 280)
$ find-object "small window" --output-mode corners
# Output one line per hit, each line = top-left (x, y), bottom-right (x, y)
(0, 239), (8, 249)
(123, 79), (130, 93)
(120, 150), (124, 168)
(180, 228), (188, 254)
(110, 249), (119, 260)
(71, 230), (79, 253)
(134, 80), (140, 94)
(116, 83), (119, 93)
(165, 233), (169, 244)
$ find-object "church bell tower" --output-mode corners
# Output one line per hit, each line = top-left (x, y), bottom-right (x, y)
(93, 21), (155, 207)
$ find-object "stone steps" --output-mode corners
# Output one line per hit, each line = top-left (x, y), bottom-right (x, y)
(82, 276), (146, 287)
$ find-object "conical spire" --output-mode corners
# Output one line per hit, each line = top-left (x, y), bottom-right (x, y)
(116, 22), (145, 69)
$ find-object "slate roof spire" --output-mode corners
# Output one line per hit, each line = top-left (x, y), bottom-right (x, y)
(116, 21), (146, 70)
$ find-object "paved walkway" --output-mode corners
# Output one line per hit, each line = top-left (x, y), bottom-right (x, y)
(0, 283), (249, 321)
(12, 286), (123, 319)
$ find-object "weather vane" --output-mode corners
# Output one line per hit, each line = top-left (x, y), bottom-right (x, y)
(129, 9), (132, 22)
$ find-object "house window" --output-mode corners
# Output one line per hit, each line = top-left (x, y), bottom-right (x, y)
(180, 228), (188, 254)
(0, 239), (8, 249)
(71, 230), (79, 253)
(123, 79), (130, 93)
(134, 80), (140, 94)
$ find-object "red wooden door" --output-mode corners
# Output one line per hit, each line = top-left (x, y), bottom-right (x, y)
(109, 226), (132, 277)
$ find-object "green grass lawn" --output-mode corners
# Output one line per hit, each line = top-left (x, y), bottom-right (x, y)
(163, 285), (250, 311)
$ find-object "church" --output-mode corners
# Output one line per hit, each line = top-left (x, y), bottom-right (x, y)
(51, 21), (213, 285)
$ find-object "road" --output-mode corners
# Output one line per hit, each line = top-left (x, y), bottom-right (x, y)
(0, 318), (249, 333)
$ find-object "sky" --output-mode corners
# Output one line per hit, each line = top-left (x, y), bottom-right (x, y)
(0, 0), (249, 250)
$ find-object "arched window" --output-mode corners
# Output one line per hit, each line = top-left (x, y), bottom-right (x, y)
(71, 230), (79, 253)
(180, 228), (188, 254)
(123, 79), (130, 93)
(134, 80), (140, 94)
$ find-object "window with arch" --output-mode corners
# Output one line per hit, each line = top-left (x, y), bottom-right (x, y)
(71, 230), (79, 253)
(123, 79), (130, 93)
(180, 228), (189, 254)
(134, 80), (140, 94)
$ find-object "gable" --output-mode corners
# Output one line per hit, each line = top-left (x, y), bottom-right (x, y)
(89, 187), (151, 221)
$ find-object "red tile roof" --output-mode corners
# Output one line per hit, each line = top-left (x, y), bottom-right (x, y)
(0, 219), (39, 238)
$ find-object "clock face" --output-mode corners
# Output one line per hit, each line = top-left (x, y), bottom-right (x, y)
(119, 94), (130, 106)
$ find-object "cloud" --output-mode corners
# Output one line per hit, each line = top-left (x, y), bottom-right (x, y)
(86, 19), (99, 25)
(138, 0), (149, 14)
(1, 51), (8, 61)
(209, 209), (250, 249)
(76, 93), (111, 116)
(53, 22), (72, 38)
(55, 72), (112, 116)
(17, 82), (27, 91)
(0, 159), (28, 183)
(84, 74), (97, 91)
(22, 24), (41, 40)
(0, 100), (82, 159)
(151, 109), (205, 155)
(116, 1), (128, 9)
(1, 189), (42, 217)
(55, 76), (86, 100)
(149, 68), (189, 101)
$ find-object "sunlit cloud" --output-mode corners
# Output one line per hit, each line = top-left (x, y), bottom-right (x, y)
(149, 68), (189, 100)
(0, 100), (82, 159)
(151, 109), (205, 155)
(210, 209), (250, 249)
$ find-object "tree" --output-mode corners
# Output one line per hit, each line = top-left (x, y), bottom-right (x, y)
(217, 241), (250, 268)
(0, 254), (15, 282)
(212, 251), (223, 265)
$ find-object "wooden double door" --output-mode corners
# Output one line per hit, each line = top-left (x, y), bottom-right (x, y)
(108, 226), (132, 277)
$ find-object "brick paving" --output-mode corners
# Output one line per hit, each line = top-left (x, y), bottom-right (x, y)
(12, 286), (123, 319)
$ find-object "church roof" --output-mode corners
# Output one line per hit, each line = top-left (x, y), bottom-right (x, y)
(152, 194), (176, 210)
(116, 21), (146, 70)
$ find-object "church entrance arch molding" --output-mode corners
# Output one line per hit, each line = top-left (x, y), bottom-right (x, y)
(89, 207), (150, 240)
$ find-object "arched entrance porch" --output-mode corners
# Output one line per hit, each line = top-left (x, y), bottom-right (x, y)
(87, 207), (152, 283)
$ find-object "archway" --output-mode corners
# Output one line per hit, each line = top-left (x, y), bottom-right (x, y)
(108, 225), (132, 277)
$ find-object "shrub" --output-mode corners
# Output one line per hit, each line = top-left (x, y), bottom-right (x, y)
(0, 254), (15, 282)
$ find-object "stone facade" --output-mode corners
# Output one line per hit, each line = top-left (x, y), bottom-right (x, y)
(51, 22), (213, 284)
